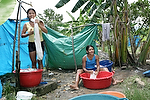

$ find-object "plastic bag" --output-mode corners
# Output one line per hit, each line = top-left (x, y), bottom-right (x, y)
(31, 18), (43, 60)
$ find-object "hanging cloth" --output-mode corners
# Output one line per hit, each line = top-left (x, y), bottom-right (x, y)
(31, 18), (43, 60)
(102, 23), (110, 41)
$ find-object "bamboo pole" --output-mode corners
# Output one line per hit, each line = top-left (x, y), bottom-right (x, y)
(12, 0), (32, 90)
(12, 0), (21, 72)
(15, 0), (21, 90)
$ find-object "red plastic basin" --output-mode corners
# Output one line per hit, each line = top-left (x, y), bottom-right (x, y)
(19, 69), (43, 87)
(80, 71), (113, 89)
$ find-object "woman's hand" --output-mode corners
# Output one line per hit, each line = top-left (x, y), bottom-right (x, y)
(34, 19), (48, 33)
(88, 70), (94, 74)
(35, 19), (39, 24)
(28, 29), (34, 35)
(94, 71), (99, 75)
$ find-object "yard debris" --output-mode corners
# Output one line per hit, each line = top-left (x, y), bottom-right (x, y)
(57, 80), (61, 83)
(48, 72), (54, 76)
(135, 78), (145, 86)
(73, 72), (76, 74)
(121, 66), (127, 70)
(136, 67), (147, 71)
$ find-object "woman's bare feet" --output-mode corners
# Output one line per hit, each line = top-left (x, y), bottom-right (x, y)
(70, 84), (79, 90)
(112, 79), (123, 85)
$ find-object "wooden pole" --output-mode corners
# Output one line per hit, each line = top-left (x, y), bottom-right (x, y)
(71, 23), (77, 72)
(15, 0), (21, 90)
(12, 0), (20, 72)
(12, 0), (32, 90)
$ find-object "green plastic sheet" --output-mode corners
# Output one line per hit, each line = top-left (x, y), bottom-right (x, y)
(43, 24), (99, 69)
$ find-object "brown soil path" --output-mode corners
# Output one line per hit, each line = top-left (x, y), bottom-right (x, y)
(38, 66), (145, 100)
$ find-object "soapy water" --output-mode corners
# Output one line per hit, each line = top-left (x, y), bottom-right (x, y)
(20, 68), (37, 72)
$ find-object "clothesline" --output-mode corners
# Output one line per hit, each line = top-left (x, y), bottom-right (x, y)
(71, 23), (101, 29)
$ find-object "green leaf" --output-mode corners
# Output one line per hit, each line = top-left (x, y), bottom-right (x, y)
(81, 1), (94, 14)
(66, 11), (75, 21)
(0, 0), (16, 25)
(89, 4), (97, 16)
(93, 8), (102, 18)
(100, 2), (106, 10)
(55, 0), (70, 8)
(71, 0), (88, 13)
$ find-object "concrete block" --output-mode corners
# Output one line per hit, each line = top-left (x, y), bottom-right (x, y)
(20, 81), (57, 96)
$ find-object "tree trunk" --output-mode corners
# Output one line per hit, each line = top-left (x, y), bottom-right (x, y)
(113, 0), (121, 66)
(121, 0), (128, 65)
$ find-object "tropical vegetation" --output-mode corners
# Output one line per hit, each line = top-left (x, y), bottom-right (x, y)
(55, 0), (150, 67)
(0, 0), (16, 25)
(0, 0), (150, 99)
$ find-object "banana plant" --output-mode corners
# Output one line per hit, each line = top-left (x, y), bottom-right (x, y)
(121, 0), (128, 65)
(60, 10), (91, 36)
(55, 0), (103, 22)
(0, 0), (16, 25)
(138, 27), (150, 65)
(55, 0), (123, 23)
(128, 0), (150, 65)
(55, 0), (128, 66)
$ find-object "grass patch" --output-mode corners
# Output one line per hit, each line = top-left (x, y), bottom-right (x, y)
(2, 82), (16, 100)
(121, 75), (150, 100)
(2, 82), (40, 100)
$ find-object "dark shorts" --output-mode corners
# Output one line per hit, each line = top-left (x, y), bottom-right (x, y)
(86, 67), (97, 71)
(28, 41), (45, 52)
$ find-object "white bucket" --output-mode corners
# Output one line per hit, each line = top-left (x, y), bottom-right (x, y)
(16, 91), (33, 100)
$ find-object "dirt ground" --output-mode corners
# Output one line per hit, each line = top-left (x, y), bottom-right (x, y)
(36, 64), (149, 100)
(1, 50), (149, 100)
(34, 50), (150, 100)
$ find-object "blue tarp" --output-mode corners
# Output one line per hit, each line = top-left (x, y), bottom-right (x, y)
(128, 35), (140, 46)
(0, 19), (32, 76)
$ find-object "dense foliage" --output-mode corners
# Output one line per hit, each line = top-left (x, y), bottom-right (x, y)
(37, 8), (63, 31)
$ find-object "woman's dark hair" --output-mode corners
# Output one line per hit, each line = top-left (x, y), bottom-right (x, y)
(26, 8), (36, 19)
(86, 45), (94, 54)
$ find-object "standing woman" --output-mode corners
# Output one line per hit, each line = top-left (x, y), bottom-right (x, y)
(21, 8), (48, 69)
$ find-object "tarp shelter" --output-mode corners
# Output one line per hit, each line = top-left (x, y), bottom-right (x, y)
(0, 19), (32, 75)
(0, 19), (99, 75)
(43, 24), (99, 69)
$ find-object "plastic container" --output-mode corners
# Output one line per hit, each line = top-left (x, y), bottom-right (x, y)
(143, 70), (150, 77)
(16, 91), (33, 100)
(14, 69), (43, 87)
(80, 71), (114, 89)
(0, 80), (2, 99)
(69, 94), (128, 100)
(98, 91), (126, 98)
(99, 60), (113, 72)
